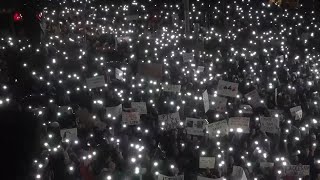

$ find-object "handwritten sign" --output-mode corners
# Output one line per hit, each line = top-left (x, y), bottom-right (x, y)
(60, 128), (78, 141)
(157, 174), (184, 180)
(122, 111), (140, 125)
(217, 80), (238, 98)
(183, 53), (194, 62)
(115, 68), (124, 81)
(199, 157), (215, 169)
(231, 166), (247, 180)
(283, 165), (309, 176)
(203, 90), (210, 113)
(229, 117), (250, 133)
(163, 84), (181, 93)
(206, 120), (228, 136)
(186, 118), (208, 136)
(260, 116), (279, 134)
(197, 177), (225, 180)
(244, 90), (265, 108)
(239, 105), (253, 114)
(158, 112), (180, 130)
(105, 104), (122, 118)
(86, 76), (105, 89)
(210, 96), (227, 112)
(131, 102), (147, 114)
(290, 106), (303, 120)
(138, 63), (163, 80)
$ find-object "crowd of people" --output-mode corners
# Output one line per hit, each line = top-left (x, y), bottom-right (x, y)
(2, 0), (320, 179)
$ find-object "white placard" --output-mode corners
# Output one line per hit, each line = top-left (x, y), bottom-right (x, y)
(157, 174), (184, 180)
(126, 15), (139, 21)
(131, 102), (147, 115)
(283, 165), (309, 176)
(210, 96), (227, 112)
(229, 117), (250, 133)
(199, 157), (215, 169)
(60, 128), (78, 141)
(163, 84), (181, 93)
(206, 120), (228, 136)
(158, 112), (180, 130)
(290, 106), (302, 120)
(244, 90), (265, 108)
(203, 90), (210, 113)
(239, 105), (253, 114)
(86, 76), (105, 89)
(183, 53), (194, 62)
(197, 177), (225, 180)
(122, 111), (140, 125)
(105, 104), (122, 118)
(260, 116), (279, 134)
(231, 166), (247, 180)
(217, 80), (239, 98)
(115, 68), (124, 81)
(186, 118), (208, 136)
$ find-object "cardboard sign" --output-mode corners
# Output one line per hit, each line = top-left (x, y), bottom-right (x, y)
(244, 90), (265, 108)
(239, 105), (253, 114)
(60, 128), (78, 141)
(229, 117), (250, 133)
(183, 53), (194, 62)
(283, 165), (309, 176)
(231, 166), (247, 180)
(210, 96), (227, 112)
(158, 112), (181, 130)
(203, 90), (210, 113)
(186, 118), (208, 136)
(86, 76), (105, 89)
(206, 120), (228, 136)
(138, 63), (163, 80)
(163, 84), (181, 93)
(157, 174), (184, 180)
(115, 68), (124, 81)
(290, 106), (303, 120)
(260, 117), (279, 134)
(199, 157), (215, 169)
(197, 177), (225, 180)
(126, 15), (139, 21)
(105, 104), (122, 118)
(217, 80), (239, 98)
(131, 102), (147, 114)
(122, 111), (140, 125)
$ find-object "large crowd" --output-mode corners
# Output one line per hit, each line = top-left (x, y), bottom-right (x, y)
(1, 0), (320, 179)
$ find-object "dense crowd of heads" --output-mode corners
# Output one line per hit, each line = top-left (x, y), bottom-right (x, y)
(1, 0), (320, 179)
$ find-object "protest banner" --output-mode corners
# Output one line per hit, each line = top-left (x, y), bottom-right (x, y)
(183, 53), (194, 62)
(206, 120), (228, 136)
(86, 75), (105, 89)
(217, 80), (238, 98)
(283, 165), (309, 176)
(199, 157), (215, 169)
(239, 105), (253, 114)
(126, 15), (139, 21)
(231, 166), (247, 180)
(138, 63), (163, 80)
(228, 117), (250, 133)
(290, 106), (303, 120)
(244, 89), (265, 108)
(260, 116), (279, 134)
(163, 84), (181, 93)
(186, 118), (208, 136)
(209, 95), (227, 112)
(203, 90), (210, 113)
(197, 177), (225, 180)
(122, 111), (140, 125)
(105, 104), (122, 118)
(115, 68), (124, 81)
(60, 128), (78, 141)
(131, 102), (147, 114)
(158, 112), (180, 130)
(157, 174), (184, 180)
